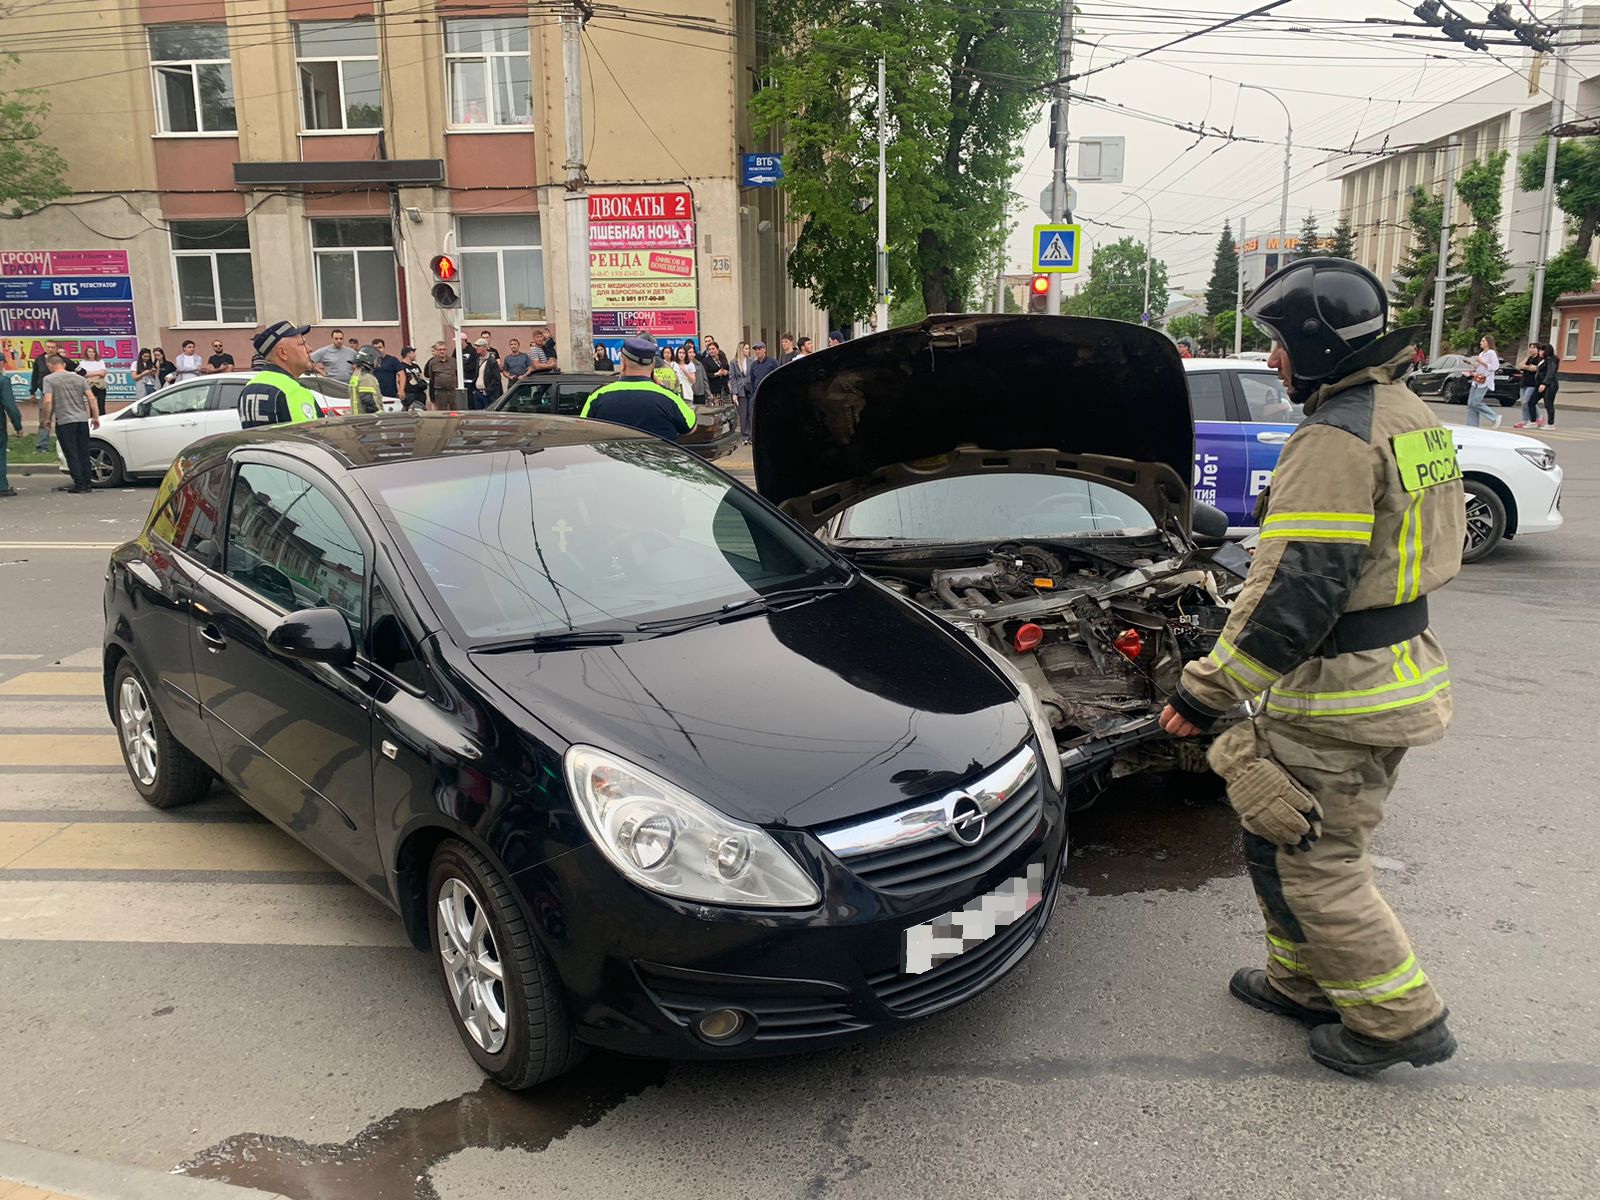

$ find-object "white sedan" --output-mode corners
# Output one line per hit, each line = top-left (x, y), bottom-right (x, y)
(1184, 358), (1562, 563)
(60, 372), (362, 488)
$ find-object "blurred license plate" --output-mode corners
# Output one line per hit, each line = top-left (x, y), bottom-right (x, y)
(901, 862), (1045, 975)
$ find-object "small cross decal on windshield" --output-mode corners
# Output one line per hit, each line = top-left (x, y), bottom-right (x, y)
(552, 518), (573, 552)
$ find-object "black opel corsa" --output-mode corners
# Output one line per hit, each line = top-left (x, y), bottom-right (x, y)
(102, 413), (1066, 1087)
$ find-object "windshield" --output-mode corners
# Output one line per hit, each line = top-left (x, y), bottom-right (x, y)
(368, 439), (835, 641)
(834, 475), (1157, 542)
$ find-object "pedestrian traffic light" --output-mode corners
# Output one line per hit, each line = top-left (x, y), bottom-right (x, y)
(1028, 273), (1050, 313)
(429, 254), (461, 309)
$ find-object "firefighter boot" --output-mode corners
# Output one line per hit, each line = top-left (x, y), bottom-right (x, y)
(1308, 1012), (1457, 1076)
(1229, 968), (1340, 1026)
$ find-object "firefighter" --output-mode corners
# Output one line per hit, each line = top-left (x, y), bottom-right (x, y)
(238, 320), (325, 429)
(349, 347), (383, 415)
(1158, 257), (1465, 1076)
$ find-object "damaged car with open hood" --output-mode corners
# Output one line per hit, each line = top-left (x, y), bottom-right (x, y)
(754, 314), (1252, 807)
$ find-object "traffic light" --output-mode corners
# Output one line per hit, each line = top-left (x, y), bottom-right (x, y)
(1028, 273), (1050, 313)
(429, 253), (460, 309)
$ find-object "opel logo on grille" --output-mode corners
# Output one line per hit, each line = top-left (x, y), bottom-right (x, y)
(947, 794), (986, 846)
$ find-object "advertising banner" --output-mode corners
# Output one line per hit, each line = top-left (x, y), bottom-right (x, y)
(592, 310), (699, 338)
(589, 190), (698, 363)
(589, 220), (695, 250)
(592, 280), (698, 310)
(589, 250), (695, 281)
(589, 192), (693, 221)
(0, 249), (140, 402)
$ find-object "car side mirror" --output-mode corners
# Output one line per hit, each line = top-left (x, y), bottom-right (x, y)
(266, 607), (356, 667)
(1190, 502), (1229, 547)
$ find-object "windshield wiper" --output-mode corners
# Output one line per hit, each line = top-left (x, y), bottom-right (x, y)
(635, 576), (853, 635)
(471, 629), (628, 653)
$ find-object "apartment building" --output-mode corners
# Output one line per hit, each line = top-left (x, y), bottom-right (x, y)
(0, 0), (826, 400)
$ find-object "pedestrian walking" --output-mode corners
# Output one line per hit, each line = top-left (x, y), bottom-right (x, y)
(1463, 334), (1501, 428)
(371, 339), (404, 405)
(349, 348), (383, 414)
(701, 337), (730, 398)
(729, 341), (754, 443)
(1534, 342), (1560, 427)
(1160, 258), (1464, 1077)
(1514, 344), (1541, 426)
(173, 340), (204, 383)
(204, 339), (235, 374)
(400, 347), (427, 411)
(41, 355), (100, 493)
(237, 320), (325, 429)
(134, 349), (159, 397)
(310, 329), (358, 382)
(423, 341), (458, 410)
(0, 370), (23, 497)
(580, 336), (696, 441)
(30, 340), (74, 452)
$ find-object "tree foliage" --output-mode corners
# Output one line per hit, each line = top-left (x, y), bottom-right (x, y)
(1075, 237), (1169, 324)
(1518, 135), (1600, 261)
(1204, 221), (1238, 317)
(1166, 312), (1207, 342)
(1451, 151), (1510, 340)
(1493, 245), (1596, 345)
(1292, 212), (1322, 260)
(751, 0), (1058, 321)
(1212, 311), (1272, 353)
(0, 54), (68, 218)
(1391, 186), (1445, 330)
(1327, 216), (1356, 260)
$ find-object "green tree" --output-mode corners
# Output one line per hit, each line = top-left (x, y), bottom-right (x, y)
(1493, 244), (1597, 345)
(1076, 237), (1169, 324)
(1450, 150), (1510, 338)
(1204, 221), (1238, 316)
(1391, 186), (1445, 330)
(751, 0), (1058, 320)
(0, 54), (67, 217)
(1327, 216), (1356, 260)
(1212, 311), (1272, 352)
(1166, 312), (1207, 342)
(1518, 135), (1600, 261)
(1292, 212), (1322, 260)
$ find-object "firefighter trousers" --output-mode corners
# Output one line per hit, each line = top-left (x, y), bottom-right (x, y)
(1243, 716), (1445, 1041)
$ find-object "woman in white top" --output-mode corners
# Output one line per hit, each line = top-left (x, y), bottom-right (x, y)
(673, 344), (698, 403)
(1464, 334), (1502, 429)
(79, 347), (109, 410)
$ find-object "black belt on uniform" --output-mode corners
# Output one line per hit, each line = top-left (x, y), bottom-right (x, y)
(1314, 597), (1430, 658)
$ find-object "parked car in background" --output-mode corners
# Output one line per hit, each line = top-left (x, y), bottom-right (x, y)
(1405, 353), (1519, 406)
(1184, 358), (1563, 563)
(490, 373), (740, 462)
(60, 372), (356, 488)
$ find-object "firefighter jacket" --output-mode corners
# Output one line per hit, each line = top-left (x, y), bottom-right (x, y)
(349, 369), (382, 415)
(1170, 346), (1464, 747)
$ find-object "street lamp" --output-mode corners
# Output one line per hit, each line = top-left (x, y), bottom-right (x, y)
(1237, 84), (1292, 276)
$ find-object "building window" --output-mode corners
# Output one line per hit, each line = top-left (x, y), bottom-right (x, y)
(1566, 318), (1580, 360)
(457, 215), (544, 322)
(149, 24), (235, 133)
(311, 219), (398, 322)
(170, 220), (256, 324)
(1592, 317), (1600, 361)
(444, 19), (532, 127)
(295, 21), (382, 131)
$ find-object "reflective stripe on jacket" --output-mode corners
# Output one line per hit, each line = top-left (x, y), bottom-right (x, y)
(349, 370), (381, 414)
(580, 378), (696, 442)
(1174, 347), (1465, 746)
(238, 367), (325, 428)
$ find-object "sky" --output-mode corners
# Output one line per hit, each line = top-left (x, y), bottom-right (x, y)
(1000, 0), (1553, 298)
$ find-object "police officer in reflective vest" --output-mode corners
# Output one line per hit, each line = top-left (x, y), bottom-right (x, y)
(238, 320), (325, 429)
(1159, 258), (1465, 1075)
(580, 336), (696, 442)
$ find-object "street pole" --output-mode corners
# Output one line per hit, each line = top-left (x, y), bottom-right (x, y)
(1430, 141), (1460, 362)
(876, 56), (890, 332)
(1046, 0), (1073, 316)
(445, 227), (464, 407)
(1527, 0), (1572, 350)
(1239, 85), (1291, 276)
(562, 3), (594, 369)
(1143, 203), (1153, 323)
(1234, 218), (1246, 356)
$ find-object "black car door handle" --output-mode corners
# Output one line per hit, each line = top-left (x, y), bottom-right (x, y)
(199, 624), (227, 652)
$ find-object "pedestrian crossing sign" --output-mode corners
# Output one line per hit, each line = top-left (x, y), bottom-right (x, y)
(1033, 224), (1081, 273)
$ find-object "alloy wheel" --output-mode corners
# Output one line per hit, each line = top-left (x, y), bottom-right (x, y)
(436, 876), (508, 1053)
(117, 675), (158, 786)
(1463, 493), (1495, 555)
(89, 447), (115, 486)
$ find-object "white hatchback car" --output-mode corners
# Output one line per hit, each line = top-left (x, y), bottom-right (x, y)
(1184, 358), (1562, 563)
(60, 372), (364, 488)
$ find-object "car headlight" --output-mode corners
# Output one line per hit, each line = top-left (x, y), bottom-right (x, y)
(1515, 446), (1557, 471)
(565, 745), (821, 908)
(969, 640), (1066, 794)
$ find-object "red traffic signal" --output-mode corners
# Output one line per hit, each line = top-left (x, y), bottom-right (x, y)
(1030, 274), (1050, 295)
(429, 253), (459, 283)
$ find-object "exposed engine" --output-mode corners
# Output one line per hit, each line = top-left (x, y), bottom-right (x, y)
(876, 542), (1246, 751)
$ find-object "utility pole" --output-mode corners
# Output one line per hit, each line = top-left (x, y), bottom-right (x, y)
(444, 227), (465, 407)
(876, 56), (889, 332)
(1430, 141), (1460, 362)
(1239, 85), (1291, 280)
(1046, 0), (1073, 316)
(562, 3), (594, 369)
(1234, 217), (1246, 355)
(1527, 0), (1572, 349)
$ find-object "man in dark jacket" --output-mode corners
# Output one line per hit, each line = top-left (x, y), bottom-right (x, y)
(580, 337), (696, 442)
(747, 340), (779, 403)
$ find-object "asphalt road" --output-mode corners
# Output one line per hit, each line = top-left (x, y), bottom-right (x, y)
(2, 405), (1598, 1200)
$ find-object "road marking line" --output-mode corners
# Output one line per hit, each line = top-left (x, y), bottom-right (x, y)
(0, 773), (241, 814)
(0, 655), (40, 662)
(0, 674), (103, 697)
(0, 880), (406, 947)
(0, 543), (119, 550)
(0, 1179), (84, 1199)
(0, 701), (109, 729)
(51, 649), (102, 669)
(0, 735), (122, 768)
(0, 822), (333, 873)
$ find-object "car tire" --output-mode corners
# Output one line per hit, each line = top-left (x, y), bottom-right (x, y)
(1444, 380), (1467, 404)
(89, 441), (125, 488)
(427, 839), (584, 1090)
(1462, 478), (1507, 565)
(113, 658), (212, 808)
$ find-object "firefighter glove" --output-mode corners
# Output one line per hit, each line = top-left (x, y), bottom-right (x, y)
(1206, 724), (1323, 850)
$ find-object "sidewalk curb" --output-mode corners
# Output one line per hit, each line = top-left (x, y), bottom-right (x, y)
(0, 1138), (289, 1200)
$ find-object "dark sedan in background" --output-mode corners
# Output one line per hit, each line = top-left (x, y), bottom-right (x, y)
(103, 414), (1063, 1089)
(490, 372), (740, 460)
(1406, 353), (1519, 406)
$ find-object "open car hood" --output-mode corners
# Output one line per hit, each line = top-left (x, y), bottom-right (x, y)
(752, 314), (1194, 533)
